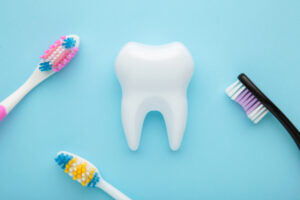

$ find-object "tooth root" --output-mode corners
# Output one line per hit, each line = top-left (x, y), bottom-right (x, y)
(121, 97), (146, 151)
(162, 97), (187, 151)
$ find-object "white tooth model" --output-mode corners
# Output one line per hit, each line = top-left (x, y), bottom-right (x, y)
(115, 42), (194, 151)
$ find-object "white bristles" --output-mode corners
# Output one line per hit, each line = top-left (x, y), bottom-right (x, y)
(48, 46), (64, 64)
(249, 105), (268, 122)
(225, 80), (239, 94)
(226, 81), (242, 98)
(231, 85), (246, 100)
(248, 104), (264, 119)
(253, 110), (269, 124)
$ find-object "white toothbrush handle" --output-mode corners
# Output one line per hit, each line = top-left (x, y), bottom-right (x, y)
(97, 179), (131, 200)
(1, 79), (36, 112)
(0, 79), (36, 122)
(0, 67), (54, 122)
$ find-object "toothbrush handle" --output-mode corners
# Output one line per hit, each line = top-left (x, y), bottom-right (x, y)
(239, 74), (300, 149)
(97, 179), (131, 200)
(0, 68), (54, 122)
(0, 105), (7, 122)
(0, 80), (35, 122)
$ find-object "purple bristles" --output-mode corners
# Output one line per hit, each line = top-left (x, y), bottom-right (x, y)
(226, 80), (269, 123)
(234, 89), (249, 102)
(247, 101), (261, 114)
(235, 90), (259, 113)
(239, 91), (252, 105)
(244, 96), (258, 111)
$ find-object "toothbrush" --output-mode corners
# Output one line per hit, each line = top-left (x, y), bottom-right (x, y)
(0, 35), (80, 122)
(226, 73), (300, 149)
(55, 151), (131, 200)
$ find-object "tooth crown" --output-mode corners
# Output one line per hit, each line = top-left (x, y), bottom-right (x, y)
(115, 42), (194, 151)
(116, 42), (193, 91)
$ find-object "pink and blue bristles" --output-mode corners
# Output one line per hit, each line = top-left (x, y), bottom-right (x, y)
(39, 36), (79, 72)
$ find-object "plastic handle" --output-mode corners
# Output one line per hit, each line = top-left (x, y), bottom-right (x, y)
(0, 67), (55, 121)
(0, 105), (7, 122)
(238, 73), (300, 149)
(0, 79), (35, 118)
(97, 179), (131, 200)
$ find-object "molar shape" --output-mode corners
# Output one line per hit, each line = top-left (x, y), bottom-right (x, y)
(115, 42), (194, 151)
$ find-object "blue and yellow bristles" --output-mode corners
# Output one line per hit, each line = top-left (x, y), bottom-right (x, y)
(55, 151), (131, 200)
(55, 152), (100, 187)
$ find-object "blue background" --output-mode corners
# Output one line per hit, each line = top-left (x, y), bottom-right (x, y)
(0, 0), (299, 199)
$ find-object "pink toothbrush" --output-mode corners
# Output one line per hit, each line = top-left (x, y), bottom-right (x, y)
(0, 35), (80, 122)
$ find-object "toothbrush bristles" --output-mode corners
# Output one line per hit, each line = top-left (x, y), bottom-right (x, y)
(55, 152), (100, 187)
(226, 80), (269, 123)
(39, 35), (79, 72)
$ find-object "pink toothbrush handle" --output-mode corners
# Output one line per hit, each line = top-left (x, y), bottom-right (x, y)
(0, 105), (7, 122)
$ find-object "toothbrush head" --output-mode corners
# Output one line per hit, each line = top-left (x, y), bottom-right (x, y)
(39, 35), (80, 72)
(55, 151), (100, 187)
(226, 73), (269, 124)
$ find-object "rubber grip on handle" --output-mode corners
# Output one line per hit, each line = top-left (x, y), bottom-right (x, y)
(0, 105), (7, 122)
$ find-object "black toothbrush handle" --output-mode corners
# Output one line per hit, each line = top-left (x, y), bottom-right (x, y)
(238, 73), (300, 150)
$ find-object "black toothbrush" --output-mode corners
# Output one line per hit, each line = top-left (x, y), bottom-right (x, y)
(226, 73), (300, 149)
